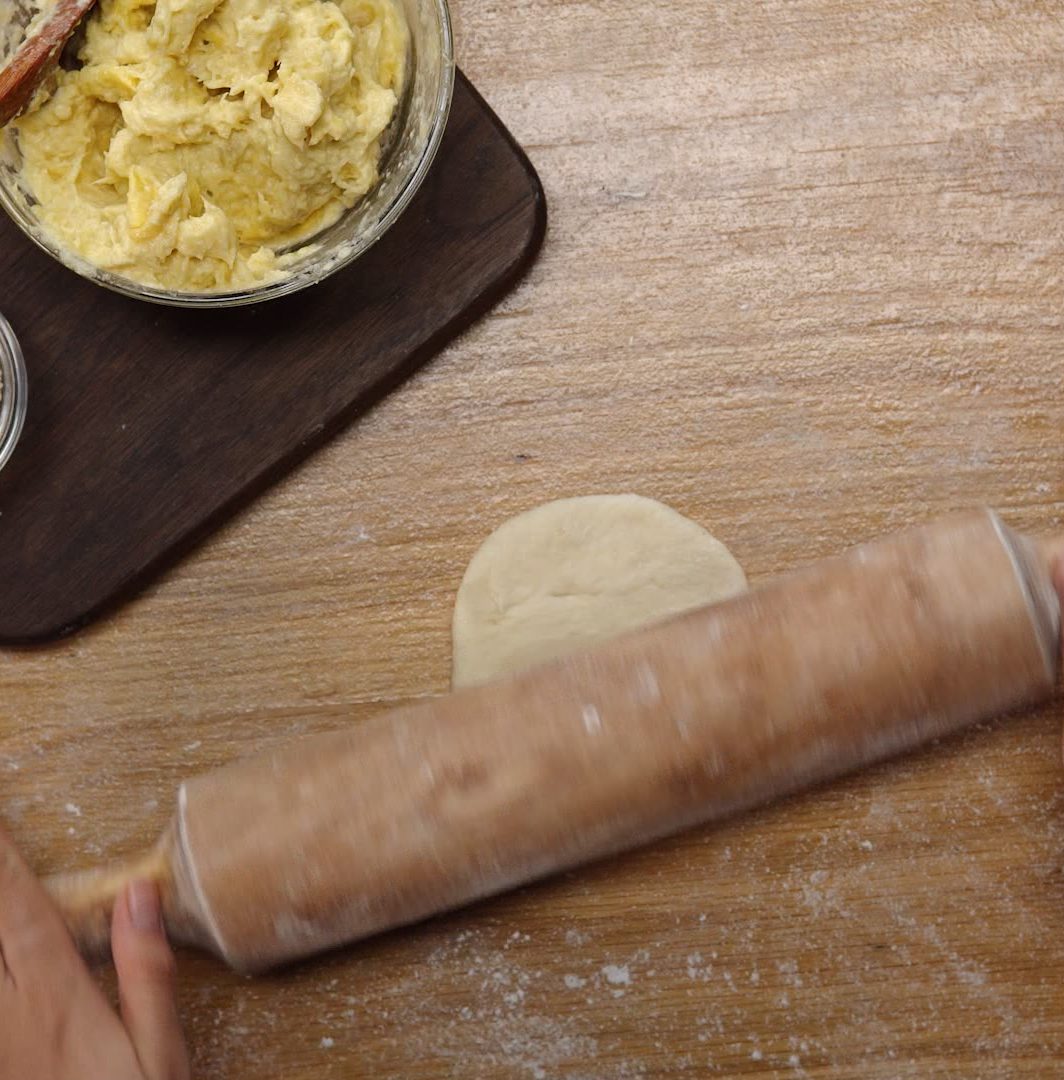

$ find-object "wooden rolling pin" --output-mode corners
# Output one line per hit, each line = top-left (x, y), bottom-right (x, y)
(44, 509), (1063, 973)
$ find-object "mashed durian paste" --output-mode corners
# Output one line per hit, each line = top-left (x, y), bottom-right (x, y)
(12, 0), (408, 291)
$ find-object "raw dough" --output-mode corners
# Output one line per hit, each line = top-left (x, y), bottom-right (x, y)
(12, 0), (407, 291)
(452, 494), (747, 688)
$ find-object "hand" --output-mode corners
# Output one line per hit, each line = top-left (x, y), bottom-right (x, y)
(0, 823), (191, 1080)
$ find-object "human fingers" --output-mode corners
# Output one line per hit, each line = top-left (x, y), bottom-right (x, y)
(0, 820), (83, 981)
(111, 880), (190, 1080)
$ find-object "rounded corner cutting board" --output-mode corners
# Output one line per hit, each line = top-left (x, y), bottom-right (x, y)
(0, 72), (547, 645)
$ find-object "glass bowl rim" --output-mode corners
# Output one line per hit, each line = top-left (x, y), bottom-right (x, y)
(0, 0), (455, 309)
(0, 313), (28, 474)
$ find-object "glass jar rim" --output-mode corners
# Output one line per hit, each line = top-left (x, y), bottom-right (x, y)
(0, 312), (28, 474)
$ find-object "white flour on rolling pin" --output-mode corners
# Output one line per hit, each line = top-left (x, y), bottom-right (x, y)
(451, 494), (748, 688)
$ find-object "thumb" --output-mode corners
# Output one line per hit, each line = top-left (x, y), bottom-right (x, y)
(111, 880), (191, 1080)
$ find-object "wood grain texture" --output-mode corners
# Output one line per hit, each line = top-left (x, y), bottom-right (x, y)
(4, 0), (1064, 1076)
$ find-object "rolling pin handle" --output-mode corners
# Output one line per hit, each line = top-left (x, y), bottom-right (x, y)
(44, 826), (183, 964)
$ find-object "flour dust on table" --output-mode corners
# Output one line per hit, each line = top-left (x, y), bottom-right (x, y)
(451, 494), (748, 688)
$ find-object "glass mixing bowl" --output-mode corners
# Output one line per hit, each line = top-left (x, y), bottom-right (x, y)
(0, 313), (28, 474)
(0, 0), (454, 309)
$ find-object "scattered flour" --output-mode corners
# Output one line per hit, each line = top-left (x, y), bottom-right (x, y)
(601, 965), (631, 987)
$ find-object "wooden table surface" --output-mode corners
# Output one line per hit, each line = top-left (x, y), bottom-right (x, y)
(5, 1), (1064, 1076)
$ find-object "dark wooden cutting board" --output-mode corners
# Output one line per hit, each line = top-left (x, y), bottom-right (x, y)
(0, 72), (546, 644)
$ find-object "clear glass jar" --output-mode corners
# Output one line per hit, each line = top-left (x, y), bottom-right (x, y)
(0, 313), (27, 473)
(0, 0), (454, 309)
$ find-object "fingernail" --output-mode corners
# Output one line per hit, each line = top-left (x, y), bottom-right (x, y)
(128, 880), (162, 932)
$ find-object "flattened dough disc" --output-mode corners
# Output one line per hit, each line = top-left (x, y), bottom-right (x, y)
(452, 494), (747, 688)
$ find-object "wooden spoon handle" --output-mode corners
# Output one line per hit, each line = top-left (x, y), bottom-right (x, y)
(0, 0), (98, 126)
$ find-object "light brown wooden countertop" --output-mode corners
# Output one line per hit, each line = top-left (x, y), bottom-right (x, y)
(4, 1), (1064, 1075)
